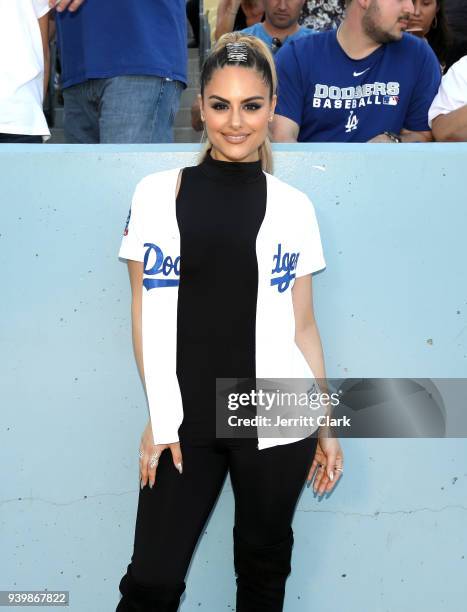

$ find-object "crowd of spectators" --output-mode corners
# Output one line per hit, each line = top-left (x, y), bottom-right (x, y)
(1, 0), (466, 144)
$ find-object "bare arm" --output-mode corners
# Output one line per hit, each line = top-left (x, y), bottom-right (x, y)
(367, 129), (433, 143)
(127, 260), (145, 389)
(39, 13), (50, 100)
(292, 274), (326, 384)
(399, 128), (433, 142)
(215, 0), (242, 40)
(270, 114), (299, 143)
(432, 106), (467, 141)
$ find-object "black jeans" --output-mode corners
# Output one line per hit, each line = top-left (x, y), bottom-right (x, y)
(0, 133), (42, 143)
(116, 435), (318, 611)
(117, 437), (317, 612)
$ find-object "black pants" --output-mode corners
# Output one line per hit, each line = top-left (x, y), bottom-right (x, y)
(116, 435), (318, 611)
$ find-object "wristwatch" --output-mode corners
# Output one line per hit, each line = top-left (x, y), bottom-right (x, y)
(383, 131), (402, 143)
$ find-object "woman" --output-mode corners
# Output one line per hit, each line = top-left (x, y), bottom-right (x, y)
(407, 0), (451, 70)
(116, 33), (344, 612)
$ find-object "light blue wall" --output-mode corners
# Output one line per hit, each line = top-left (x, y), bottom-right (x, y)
(1, 144), (466, 612)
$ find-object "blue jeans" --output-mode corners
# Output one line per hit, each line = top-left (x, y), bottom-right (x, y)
(63, 76), (183, 144)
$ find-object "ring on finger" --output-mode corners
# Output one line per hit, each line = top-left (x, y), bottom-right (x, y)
(149, 451), (159, 469)
(138, 449), (144, 459)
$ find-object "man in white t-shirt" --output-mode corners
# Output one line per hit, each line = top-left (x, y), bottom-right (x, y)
(429, 56), (467, 142)
(0, 0), (84, 142)
(0, 0), (51, 142)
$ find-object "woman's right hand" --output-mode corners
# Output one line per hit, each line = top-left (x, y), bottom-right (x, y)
(139, 421), (183, 489)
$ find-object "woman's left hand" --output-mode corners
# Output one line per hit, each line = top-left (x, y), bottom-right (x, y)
(307, 435), (344, 496)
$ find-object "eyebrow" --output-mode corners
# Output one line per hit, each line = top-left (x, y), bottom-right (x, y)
(208, 95), (265, 103)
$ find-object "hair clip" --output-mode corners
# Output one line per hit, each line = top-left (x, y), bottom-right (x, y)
(225, 42), (249, 63)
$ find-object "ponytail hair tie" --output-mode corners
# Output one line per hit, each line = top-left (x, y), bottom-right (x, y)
(225, 42), (249, 63)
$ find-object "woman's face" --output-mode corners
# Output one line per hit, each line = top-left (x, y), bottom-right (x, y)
(200, 65), (276, 163)
(407, 0), (439, 36)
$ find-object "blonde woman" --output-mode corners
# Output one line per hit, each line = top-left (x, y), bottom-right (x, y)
(116, 33), (343, 612)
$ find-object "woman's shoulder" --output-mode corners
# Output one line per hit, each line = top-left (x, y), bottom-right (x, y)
(265, 172), (313, 207)
(131, 167), (185, 210)
(134, 166), (183, 193)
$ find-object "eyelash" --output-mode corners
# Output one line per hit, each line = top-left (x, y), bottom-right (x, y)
(210, 103), (262, 111)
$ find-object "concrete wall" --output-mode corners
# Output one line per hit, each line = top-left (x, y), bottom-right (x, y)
(1, 144), (466, 612)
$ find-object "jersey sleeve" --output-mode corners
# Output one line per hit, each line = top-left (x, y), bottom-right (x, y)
(118, 180), (146, 263)
(295, 194), (326, 278)
(274, 40), (305, 127)
(32, 0), (50, 19)
(403, 43), (442, 132)
(428, 57), (467, 127)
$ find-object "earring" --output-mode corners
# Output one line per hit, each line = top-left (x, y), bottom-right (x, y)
(432, 15), (438, 29)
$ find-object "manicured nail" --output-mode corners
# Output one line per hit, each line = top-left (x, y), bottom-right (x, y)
(176, 462), (183, 474)
(329, 471), (334, 481)
(140, 479), (144, 490)
(149, 480), (154, 489)
(306, 480), (311, 488)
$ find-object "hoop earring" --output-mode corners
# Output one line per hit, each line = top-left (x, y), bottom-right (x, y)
(432, 15), (438, 29)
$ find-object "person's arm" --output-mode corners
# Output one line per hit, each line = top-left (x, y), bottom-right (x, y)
(367, 129), (433, 143)
(128, 260), (145, 389)
(271, 41), (304, 142)
(270, 114), (299, 142)
(292, 273), (344, 494)
(432, 105), (467, 141)
(120, 174), (185, 487)
(400, 44), (442, 141)
(38, 13), (50, 100)
(292, 274), (326, 385)
(399, 128), (433, 142)
(215, 0), (242, 40)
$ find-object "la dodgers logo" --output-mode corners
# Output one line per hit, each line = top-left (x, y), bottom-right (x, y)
(271, 243), (300, 293)
(143, 243), (180, 290)
(345, 110), (358, 133)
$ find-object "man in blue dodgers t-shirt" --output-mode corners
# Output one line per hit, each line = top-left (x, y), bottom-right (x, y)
(55, 0), (187, 144)
(271, 0), (442, 143)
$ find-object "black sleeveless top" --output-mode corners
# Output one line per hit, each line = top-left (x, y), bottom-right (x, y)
(175, 152), (266, 440)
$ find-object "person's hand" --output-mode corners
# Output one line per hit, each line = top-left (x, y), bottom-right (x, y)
(367, 133), (395, 143)
(307, 435), (344, 496)
(139, 421), (183, 489)
(49, 0), (85, 13)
